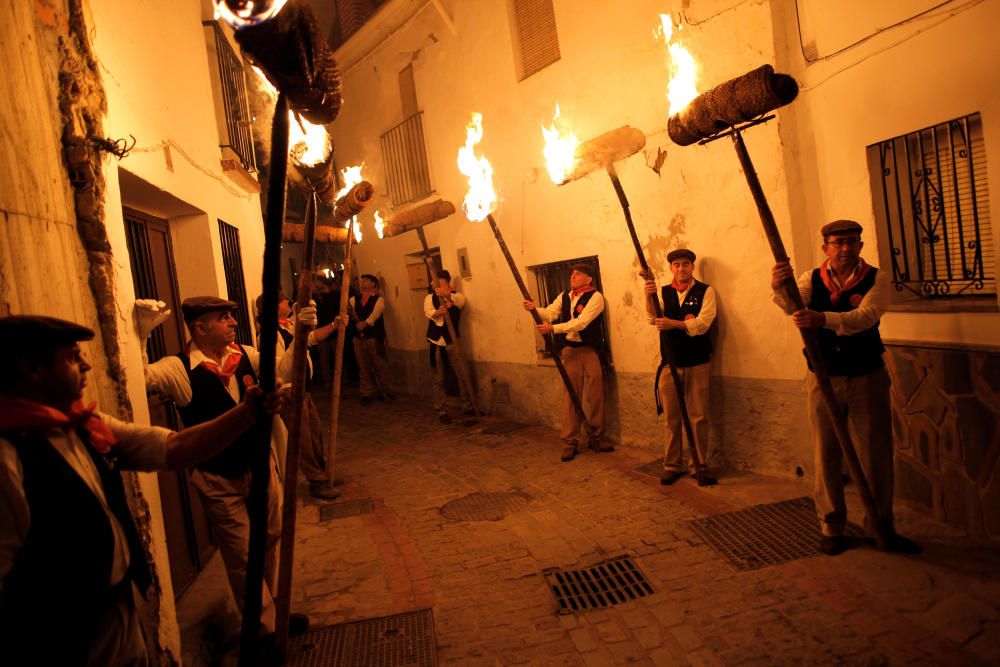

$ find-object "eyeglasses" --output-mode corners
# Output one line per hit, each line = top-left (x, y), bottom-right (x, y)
(825, 237), (860, 248)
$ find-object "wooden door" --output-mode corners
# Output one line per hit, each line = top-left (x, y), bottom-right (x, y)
(123, 207), (215, 596)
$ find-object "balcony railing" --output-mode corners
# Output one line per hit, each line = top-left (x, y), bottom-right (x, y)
(380, 111), (433, 207)
(204, 21), (256, 173)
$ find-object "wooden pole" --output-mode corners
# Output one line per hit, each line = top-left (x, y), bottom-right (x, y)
(731, 126), (888, 549)
(484, 213), (595, 440)
(273, 191), (318, 655)
(607, 164), (714, 486)
(415, 226), (480, 418)
(239, 92), (288, 666)
(326, 218), (355, 483)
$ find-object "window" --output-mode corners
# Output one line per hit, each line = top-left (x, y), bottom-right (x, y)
(380, 111), (433, 208)
(218, 220), (254, 345)
(204, 21), (256, 173)
(526, 255), (610, 361)
(509, 0), (561, 81)
(866, 113), (995, 309)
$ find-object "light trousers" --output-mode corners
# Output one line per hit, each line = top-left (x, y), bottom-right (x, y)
(658, 361), (711, 472)
(559, 346), (604, 442)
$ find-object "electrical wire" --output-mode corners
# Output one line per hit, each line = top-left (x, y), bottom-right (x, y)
(131, 139), (252, 199)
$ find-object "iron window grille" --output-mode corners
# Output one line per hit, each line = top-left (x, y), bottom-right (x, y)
(380, 111), (433, 208)
(218, 220), (254, 346)
(204, 21), (257, 173)
(526, 255), (611, 362)
(867, 112), (995, 302)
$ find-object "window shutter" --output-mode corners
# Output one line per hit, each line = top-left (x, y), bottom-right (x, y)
(513, 0), (561, 80)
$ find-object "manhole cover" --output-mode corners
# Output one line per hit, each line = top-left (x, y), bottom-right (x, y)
(286, 608), (437, 666)
(319, 498), (375, 522)
(481, 421), (524, 435)
(688, 497), (865, 571)
(631, 458), (663, 478)
(545, 557), (653, 614)
(439, 490), (531, 521)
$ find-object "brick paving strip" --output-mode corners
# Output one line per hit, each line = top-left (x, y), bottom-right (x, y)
(291, 393), (1000, 666)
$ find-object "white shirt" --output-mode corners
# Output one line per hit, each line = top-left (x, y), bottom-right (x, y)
(772, 261), (889, 336)
(0, 415), (171, 590)
(537, 291), (606, 343)
(646, 282), (717, 336)
(349, 294), (385, 326)
(424, 291), (466, 346)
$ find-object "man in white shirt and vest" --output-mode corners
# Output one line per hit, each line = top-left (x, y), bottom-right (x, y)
(772, 219), (919, 556)
(644, 248), (717, 484)
(137, 296), (310, 647)
(425, 270), (474, 424)
(523, 263), (609, 461)
(0, 315), (281, 666)
(349, 274), (394, 405)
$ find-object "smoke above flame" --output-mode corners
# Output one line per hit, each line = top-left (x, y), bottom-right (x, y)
(541, 103), (579, 185)
(456, 113), (498, 223)
(658, 14), (698, 116)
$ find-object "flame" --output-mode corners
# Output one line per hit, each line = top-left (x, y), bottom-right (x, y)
(541, 103), (579, 184)
(456, 113), (498, 222)
(658, 14), (698, 116)
(353, 223), (363, 244)
(288, 112), (330, 166)
(335, 164), (365, 244)
(214, 0), (289, 29)
(374, 211), (386, 239)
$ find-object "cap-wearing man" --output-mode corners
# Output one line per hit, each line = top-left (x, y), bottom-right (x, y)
(772, 219), (919, 556)
(136, 296), (308, 645)
(0, 315), (280, 665)
(349, 274), (394, 405)
(255, 291), (340, 501)
(425, 270), (475, 424)
(523, 263), (608, 461)
(644, 248), (717, 484)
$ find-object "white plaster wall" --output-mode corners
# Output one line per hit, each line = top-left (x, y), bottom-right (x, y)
(771, 0), (1000, 347)
(336, 0), (803, 383)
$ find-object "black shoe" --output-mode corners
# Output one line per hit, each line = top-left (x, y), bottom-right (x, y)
(438, 413), (453, 425)
(289, 613), (310, 637)
(361, 396), (373, 406)
(884, 533), (921, 554)
(660, 470), (687, 486)
(561, 441), (578, 462)
(332, 475), (346, 486)
(820, 535), (850, 556)
(309, 482), (340, 501)
(463, 408), (476, 416)
(381, 392), (396, 402)
(462, 418), (479, 427)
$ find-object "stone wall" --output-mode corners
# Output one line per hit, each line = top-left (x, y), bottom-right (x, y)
(886, 343), (1000, 539)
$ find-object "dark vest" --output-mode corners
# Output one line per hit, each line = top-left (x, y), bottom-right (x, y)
(660, 281), (712, 368)
(426, 293), (462, 344)
(354, 294), (386, 340)
(557, 290), (606, 350)
(807, 267), (885, 377)
(0, 429), (151, 665)
(278, 326), (293, 350)
(176, 345), (258, 477)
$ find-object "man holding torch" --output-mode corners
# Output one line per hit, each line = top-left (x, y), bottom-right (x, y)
(643, 249), (717, 484)
(349, 274), (394, 405)
(523, 263), (609, 461)
(425, 270), (475, 424)
(772, 220), (919, 556)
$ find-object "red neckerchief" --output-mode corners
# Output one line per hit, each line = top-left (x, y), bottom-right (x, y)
(188, 342), (243, 385)
(359, 288), (376, 308)
(278, 318), (292, 328)
(820, 258), (870, 305)
(0, 397), (117, 454)
(570, 285), (597, 298)
(671, 279), (694, 292)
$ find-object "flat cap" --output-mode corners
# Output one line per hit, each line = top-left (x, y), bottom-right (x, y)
(821, 219), (863, 237)
(570, 263), (595, 278)
(181, 296), (237, 323)
(0, 315), (94, 350)
(667, 248), (696, 263)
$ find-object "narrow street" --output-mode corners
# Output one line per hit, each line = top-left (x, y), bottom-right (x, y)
(182, 388), (1000, 666)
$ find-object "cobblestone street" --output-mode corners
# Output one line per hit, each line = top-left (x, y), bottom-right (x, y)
(267, 388), (1000, 667)
(182, 389), (1000, 666)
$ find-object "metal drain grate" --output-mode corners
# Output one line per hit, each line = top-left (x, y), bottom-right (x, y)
(439, 490), (530, 521)
(481, 421), (523, 435)
(319, 498), (375, 522)
(286, 608), (437, 666)
(631, 458), (664, 478)
(545, 557), (654, 614)
(688, 496), (865, 571)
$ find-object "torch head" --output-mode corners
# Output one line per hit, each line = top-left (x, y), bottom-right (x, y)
(558, 126), (647, 185)
(667, 65), (798, 146)
(380, 199), (457, 238)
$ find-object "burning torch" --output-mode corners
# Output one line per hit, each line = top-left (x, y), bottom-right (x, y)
(664, 25), (888, 545)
